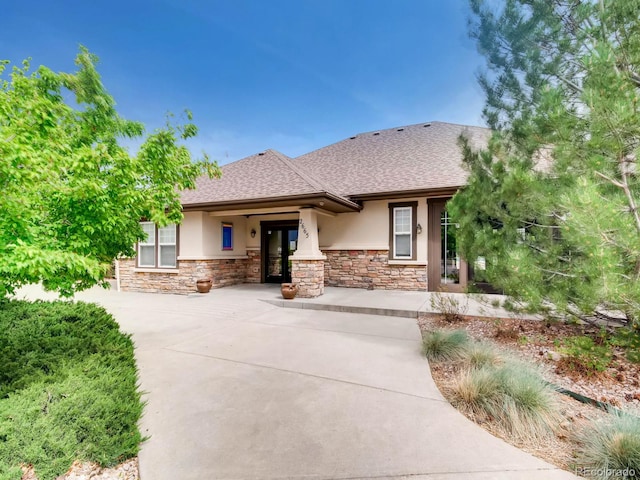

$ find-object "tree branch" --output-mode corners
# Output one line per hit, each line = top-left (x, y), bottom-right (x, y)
(540, 268), (576, 278)
(594, 170), (625, 189)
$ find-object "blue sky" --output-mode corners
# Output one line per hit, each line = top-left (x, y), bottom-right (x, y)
(2, 0), (485, 164)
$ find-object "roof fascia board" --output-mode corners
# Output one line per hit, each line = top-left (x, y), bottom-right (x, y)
(209, 206), (303, 217)
(349, 187), (460, 201)
(182, 193), (360, 213)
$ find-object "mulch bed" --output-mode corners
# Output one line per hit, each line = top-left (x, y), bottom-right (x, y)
(418, 313), (640, 472)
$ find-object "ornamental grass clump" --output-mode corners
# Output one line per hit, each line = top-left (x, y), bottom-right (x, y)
(575, 410), (640, 480)
(450, 365), (501, 418)
(422, 329), (470, 362)
(494, 361), (562, 440)
(463, 340), (504, 369)
(450, 360), (561, 441)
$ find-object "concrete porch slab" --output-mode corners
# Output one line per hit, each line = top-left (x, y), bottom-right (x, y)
(263, 285), (539, 320)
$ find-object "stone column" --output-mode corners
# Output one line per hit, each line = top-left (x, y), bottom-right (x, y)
(291, 259), (325, 298)
(291, 208), (326, 298)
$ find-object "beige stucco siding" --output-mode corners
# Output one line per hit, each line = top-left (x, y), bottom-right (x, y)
(180, 200), (431, 263)
(203, 215), (247, 257)
(178, 211), (247, 259)
(178, 211), (205, 259)
(318, 199), (428, 263)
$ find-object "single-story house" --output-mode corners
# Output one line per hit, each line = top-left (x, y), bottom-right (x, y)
(116, 121), (490, 297)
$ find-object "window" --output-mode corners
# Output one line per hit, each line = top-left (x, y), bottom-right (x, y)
(139, 222), (156, 267)
(389, 202), (417, 260)
(222, 222), (233, 250)
(138, 222), (177, 268)
(158, 224), (177, 267)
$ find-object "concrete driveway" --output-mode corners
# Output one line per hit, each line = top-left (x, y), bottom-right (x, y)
(19, 285), (577, 479)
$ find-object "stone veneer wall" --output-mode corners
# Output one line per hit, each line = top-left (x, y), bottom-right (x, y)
(245, 250), (261, 283)
(118, 257), (249, 294)
(119, 249), (427, 294)
(323, 250), (427, 291)
(291, 259), (325, 298)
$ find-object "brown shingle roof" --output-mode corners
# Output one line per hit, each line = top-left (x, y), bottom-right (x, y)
(181, 121), (491, 208)
(181, 149), (348, 206)
(294, 121), (490, 197)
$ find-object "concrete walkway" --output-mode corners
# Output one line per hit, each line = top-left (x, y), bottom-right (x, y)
(17, 284), (573, 479)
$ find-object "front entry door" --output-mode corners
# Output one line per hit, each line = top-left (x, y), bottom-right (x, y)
(262, 223), (299, 283)
(427, 199), (467, 292)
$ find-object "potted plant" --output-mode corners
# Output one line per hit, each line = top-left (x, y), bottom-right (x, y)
(196, 278), (212, 293)
(280, 283), (298, 300)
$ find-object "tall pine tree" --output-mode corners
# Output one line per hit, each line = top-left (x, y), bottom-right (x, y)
(450, 1), (640, 329)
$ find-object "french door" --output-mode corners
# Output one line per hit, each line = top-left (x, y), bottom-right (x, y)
(261, 221), (299, 283)
(427, 199), (468, 292)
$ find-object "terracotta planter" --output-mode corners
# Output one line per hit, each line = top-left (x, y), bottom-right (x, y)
(196, 279), (212, 293)
(281, 283), (298, 300)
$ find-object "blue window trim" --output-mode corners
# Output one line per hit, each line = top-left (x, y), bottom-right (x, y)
(222, 223), (233, 250)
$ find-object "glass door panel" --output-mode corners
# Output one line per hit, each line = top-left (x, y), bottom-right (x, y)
(428, 199), (467, 292)
(440, 210), (460, 285)
(266, 229), (283, 282)
(286, 229), (299, 283)
(263, 225), (299, 283)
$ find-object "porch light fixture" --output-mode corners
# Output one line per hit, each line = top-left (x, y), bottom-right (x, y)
(416, 223), (423, 235)
(250, 228), (256, 238)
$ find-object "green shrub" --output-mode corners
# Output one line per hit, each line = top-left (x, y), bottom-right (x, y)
(575, 410), (640, 479)
(422, 329), (470, 361)
(612, 327), (640, 364)
(558, 336), (613, 376)
(0, 300), (132, 398)
(0, 300), (144, 480)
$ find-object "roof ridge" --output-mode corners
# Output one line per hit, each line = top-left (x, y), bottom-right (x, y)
(294, 121), (489, 160)
(346, 120), (490, 139)
(267, 149), (344, 197)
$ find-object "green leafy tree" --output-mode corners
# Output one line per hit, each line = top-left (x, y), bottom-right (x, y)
(0, 47), (221, 297)
(450, 1), (640, 328)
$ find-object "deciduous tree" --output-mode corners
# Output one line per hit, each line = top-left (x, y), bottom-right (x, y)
(0, 47), (221, 296)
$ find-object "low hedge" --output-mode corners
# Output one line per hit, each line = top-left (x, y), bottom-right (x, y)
(0, 299), (144, 480)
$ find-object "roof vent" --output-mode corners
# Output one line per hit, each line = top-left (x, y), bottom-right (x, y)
(373, 132), (380, 136)
(350, 136), (356, 140)
(423, 123), (432, 127)
(397, 128), (404, 132)
(258, 152), (265, 156)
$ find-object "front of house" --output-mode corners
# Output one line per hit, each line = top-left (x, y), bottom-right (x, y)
(116, 121), (490, 297)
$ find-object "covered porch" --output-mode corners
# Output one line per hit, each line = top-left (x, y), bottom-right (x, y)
(202, 205), (333, 298)
(116, 194), (359, 296)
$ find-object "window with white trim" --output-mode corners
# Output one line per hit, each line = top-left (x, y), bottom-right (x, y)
(394, 207), (411, 257)
(389, 202), (417, 260)
(138, 222), (177, 268)
(139, 222), (156, 267)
